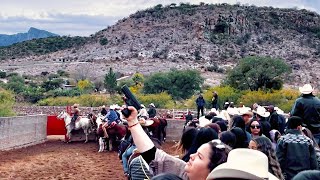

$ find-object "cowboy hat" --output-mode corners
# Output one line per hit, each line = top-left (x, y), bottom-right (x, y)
(238, 107), (253, 117)
(109, 105), (115, 110)
(101, 105), (106, 108)
(73, 103), (79, 108)
(209, 108), (220, 115)
(227, 107), (239, 116)
(207, 149), (279, 180)
(299, 84), (314, 94)
(141, 104), (145, 108)
(198, 116), (212, 127)
(253, 106), (270, 118)
(113, 104), (121, 110)
(274, 107), (285, 115)
(149, 103), (155, 107)
(139, 119), (154, 126)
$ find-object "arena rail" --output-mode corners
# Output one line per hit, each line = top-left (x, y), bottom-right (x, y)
(0, 115), (47, 151)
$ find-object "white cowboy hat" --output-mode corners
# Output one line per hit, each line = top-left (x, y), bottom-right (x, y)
(73, 103), (79, 108)
(299, 84), (314, 94)
(227, 107), (239, 116)
(113, 104), (121, 109)
(109, 105), (115, 110)
(238, 107), (253, 117)
(207, 149), (279, 180)
(140, 119), (154, 126)
(253, 106), (270, 118)
(209, 108), (219, 115)
(102, 105), (106, 108)
(141, 104), (145, 108)
(274, 107), (284, 115)
(149, 103), (155, 107)
(198, 116), (212, 127)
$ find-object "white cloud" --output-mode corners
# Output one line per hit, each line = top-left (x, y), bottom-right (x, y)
(0, 0), (319, 36)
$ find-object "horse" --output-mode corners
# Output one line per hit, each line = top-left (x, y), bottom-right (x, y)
(57, 111), (92, 143)
(148, 116), (167, 143)
(96, 119), (128, 152)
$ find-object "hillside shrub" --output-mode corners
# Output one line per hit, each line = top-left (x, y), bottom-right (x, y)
(0, 89), (15, 117)
(137, 92), (174, 109)
(38, 94), (123, 107)
(203, 86), (241, 109)
(0, 71), (6, 78)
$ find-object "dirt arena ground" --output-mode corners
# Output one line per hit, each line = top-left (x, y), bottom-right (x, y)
(0, 136), (177, 180)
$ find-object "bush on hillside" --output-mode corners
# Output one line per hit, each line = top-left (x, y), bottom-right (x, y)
(38, 94), (123, 107)
(137, 92), (174, 109)
(203, 86), (242, 109)
(0, 89), (15, 117)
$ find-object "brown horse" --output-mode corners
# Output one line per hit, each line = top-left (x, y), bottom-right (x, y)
(97, 123), (128, 151)
(148, 116), (167, 143)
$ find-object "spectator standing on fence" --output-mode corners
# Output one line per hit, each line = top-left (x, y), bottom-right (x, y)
(185, 110), (193, 126)
(276, 116), (318, 180)
(291, 84), (320, 145)
(211, 91), (219, 110)
(196, 94), (206, 119)
(148, 103), (157, 118)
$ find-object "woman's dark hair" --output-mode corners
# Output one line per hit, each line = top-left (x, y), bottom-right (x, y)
(205, 123), (221, 134)
(182, 128), (218, 162)
(252, 136), (285, 180)
(176, 127), (198, 154)
(207, 140), (230, 171)
(302, 127), (320, 149)
(151, 173), (183, 180)
(247, 119), (263, 136)
(216, 120), (228, 132)
(230, 127), (248, 148)
(220, 131), (236, 148)
(231, 115), (245, 130)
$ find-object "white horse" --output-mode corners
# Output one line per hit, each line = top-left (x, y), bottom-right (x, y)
(57, 111), (92, 143)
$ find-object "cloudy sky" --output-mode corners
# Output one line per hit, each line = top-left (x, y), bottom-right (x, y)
(1, 0), (320, 36)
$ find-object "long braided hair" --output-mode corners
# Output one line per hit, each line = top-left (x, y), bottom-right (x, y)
(252, 136), (285, 180)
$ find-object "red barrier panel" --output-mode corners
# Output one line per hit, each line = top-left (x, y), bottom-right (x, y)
(47, 115), (67, 135)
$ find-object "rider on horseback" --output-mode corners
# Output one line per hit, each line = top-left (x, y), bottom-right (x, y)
(102, 105), (119, 138)
(70, 104), (80, 131)
(148, 103), (157, 118)
(138, 104), (148, 120)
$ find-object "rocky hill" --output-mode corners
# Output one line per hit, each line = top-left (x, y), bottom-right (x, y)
(0, 27), (59, 46)
(0, 3), (320, 88)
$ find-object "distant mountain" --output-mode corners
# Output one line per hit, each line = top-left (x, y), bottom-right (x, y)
(0, 27), (59, 46)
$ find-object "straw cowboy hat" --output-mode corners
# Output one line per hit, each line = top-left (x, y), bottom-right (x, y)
(149, 103), (155, 107)
(198, 116), (212, 127)
(73, 103), (79, 108)
(139, 119), (154, 126)
(113, 104), (121, 110)
(207, 149), (279, 180)
(101, 105), (106, 108)
(253, 106), (270, 117)
(227, 107), (239, 116)
(299, 84), (314, 94)
(238, 107), (253, 117)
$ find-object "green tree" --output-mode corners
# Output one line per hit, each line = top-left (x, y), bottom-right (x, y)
(99, 38), (108, 46)
(225, 56), (291, 91)
(0, 89), (15, 116)
(104, 68), (117, 94)
(77, 79), (93, 91)
(41, 78), (64, 91)
(132, 73), (144, 85)
(6, 75), (25, 94)
(144, 69), (203, 99)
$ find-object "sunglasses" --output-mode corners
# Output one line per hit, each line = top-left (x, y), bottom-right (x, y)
(211, 139), (225, 149)
(250, 125), (261, 129)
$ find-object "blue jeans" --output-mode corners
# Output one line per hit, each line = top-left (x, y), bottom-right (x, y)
(122, 145), (136, 173)
(314, 133), (320, 146)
